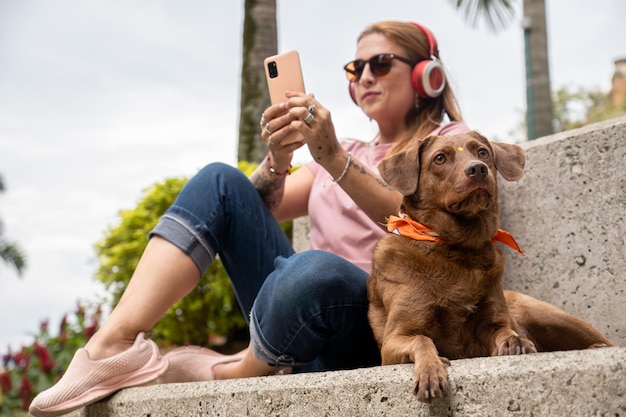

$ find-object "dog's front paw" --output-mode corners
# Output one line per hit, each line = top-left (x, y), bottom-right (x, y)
(495, 335), (537, 355)
(413, 357), (450, 402)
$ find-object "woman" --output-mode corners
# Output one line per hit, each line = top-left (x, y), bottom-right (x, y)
(30, 20), (469, 416)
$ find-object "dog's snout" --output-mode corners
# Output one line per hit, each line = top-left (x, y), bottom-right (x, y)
(464, 161), (489, 182)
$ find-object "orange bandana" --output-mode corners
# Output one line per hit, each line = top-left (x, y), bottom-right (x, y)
(386, 214), (523, 254)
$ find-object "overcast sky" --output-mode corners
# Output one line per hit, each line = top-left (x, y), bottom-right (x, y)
(1, 0), (624, 351)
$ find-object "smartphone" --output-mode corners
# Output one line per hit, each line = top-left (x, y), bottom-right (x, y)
(264, 50), (306, 144)
(264, 50), (305, 104)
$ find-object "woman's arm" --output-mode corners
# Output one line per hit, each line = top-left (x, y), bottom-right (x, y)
(282, 93), (403, 225)
(251, 97), (316, 222)
(318, 150), (403, 226)
(249, 158), (313, 222)
(254, 92), (403, 226)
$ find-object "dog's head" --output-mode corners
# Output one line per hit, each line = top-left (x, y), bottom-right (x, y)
(379, 131), (525, 244)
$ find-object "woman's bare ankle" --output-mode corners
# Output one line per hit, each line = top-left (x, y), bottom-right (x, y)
(213, 347), (290, 379)
(83, 330), (137, 361)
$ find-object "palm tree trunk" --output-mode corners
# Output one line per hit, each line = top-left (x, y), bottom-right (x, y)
(237, 0), (278, 163)
(523, 0), (554, 139)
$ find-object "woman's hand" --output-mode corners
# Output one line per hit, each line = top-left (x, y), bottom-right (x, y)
(260, 97), (307, 173)
(280, 92), (351, 180)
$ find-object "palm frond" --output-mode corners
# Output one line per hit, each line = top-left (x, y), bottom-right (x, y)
(0, 240), (27, 276)
(451, 0), (518, 32)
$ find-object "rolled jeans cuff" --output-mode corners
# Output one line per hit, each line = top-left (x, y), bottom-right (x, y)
(249, 308), (305, 368)
(149, 214), (216, 274)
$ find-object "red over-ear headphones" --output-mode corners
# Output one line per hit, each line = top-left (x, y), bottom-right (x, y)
(349, 22), (446, 104)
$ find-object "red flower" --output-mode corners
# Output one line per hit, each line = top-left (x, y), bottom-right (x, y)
(13, 348), (30, 371)
(0, 369), (12, 393)
(18, 374), (34, 410)
(40, 318), (50, 334)
(59, 330), (68, 347)
(34, 342), (56, 374)
(59, 313), (68, 333)
(58, 312), (70, 347)
(2, 346), (11, 367)
(84, 318), (99, 339)
(75, 301), (85, 322)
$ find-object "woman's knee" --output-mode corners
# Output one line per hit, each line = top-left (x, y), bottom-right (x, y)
(190, 162), (248, 191)
(262, 251), (368, 304)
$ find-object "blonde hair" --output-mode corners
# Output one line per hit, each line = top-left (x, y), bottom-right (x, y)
(358, 21), (463, 155)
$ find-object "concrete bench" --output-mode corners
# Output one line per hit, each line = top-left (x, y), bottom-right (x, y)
(66, 116), (626, 416)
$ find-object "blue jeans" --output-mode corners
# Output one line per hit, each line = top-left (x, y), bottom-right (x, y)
(150, 163), (380, 371)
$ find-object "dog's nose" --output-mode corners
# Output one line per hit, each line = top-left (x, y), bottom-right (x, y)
(464, 161), (489, 182)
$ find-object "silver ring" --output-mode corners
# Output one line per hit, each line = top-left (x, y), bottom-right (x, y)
(308, 105), (316, 114)
(304, 113), (315, 125)
(264, 124), (272, 134)
(260, 114), (266, 126)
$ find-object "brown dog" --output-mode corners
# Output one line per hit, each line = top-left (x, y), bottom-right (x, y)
(367, 131), (614, 402)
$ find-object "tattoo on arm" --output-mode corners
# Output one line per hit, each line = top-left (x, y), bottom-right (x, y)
(350, 158), (393, 190)
(250, 167), (286, 211)
(376, 177), (393, 190)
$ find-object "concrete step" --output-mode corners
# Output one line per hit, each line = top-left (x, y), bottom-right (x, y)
(68, 346), (625, 416)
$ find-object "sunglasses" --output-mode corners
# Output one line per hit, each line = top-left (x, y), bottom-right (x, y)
(343, 53), (415, 82)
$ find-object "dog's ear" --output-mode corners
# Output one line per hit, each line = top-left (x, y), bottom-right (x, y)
(377, 144), (421, 196)
(491, 141), (525, 181)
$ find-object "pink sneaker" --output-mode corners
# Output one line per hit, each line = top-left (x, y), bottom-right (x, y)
(157, 346), (246, 383)
(29, 332), (168, 417)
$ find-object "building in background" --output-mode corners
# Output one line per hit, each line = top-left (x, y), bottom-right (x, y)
(609, 58), (626, 108)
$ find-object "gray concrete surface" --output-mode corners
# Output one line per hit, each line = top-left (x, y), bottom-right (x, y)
(69, 347), (625, 416)
(58, 116), (626, 416)
(499, 116), (626, 347)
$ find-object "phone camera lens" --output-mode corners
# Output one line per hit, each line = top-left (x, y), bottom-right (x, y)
(268, 61), (278, 78)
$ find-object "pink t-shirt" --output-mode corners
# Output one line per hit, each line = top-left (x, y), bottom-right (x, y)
(305, 122), (470, 273)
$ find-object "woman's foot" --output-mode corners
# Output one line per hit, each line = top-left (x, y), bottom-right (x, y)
(29, 332), (168, 417)
(158, 344), (291, 383)
(157, 346), (247, 383)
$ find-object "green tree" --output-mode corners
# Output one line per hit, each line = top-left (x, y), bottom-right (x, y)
(0, 175), (27, 277)
(507, 84), (626, 142)
(553, 85), (626, 131)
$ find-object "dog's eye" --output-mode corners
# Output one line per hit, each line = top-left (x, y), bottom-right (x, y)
(434, 153), (446, 165)
(477, 148), (490, 159)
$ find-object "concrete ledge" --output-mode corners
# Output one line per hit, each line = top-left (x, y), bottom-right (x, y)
(71, 347), (625, 416)
(499, 116), (626, 347)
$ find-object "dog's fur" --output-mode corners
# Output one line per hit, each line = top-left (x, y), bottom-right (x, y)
(367, 131), (614, 402)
